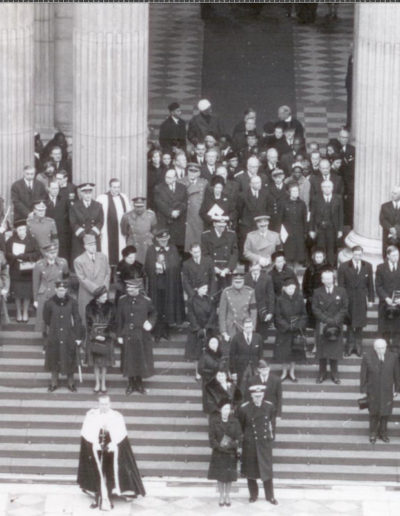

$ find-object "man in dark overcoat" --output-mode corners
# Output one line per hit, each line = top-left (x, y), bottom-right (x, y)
(182, 242), (216, 299)
(144, 229), (185, 341)
(43, 279), (84, 392)
(187, 99), (224, 144)
(153, 169), (187, 255)
(238, 385), (277, 505)
(244, 263), (275, 339)
(360, 339), (400, 443)
(11, 165), (47, 221)
(309, 180), (343, 266)
(159, 102), (186, 152)
(375, 245), (400, 353)
(229, 318), (263, 390)
(312, 268), (348, 384)
(379, 186), (400, 256)
(69, 183), (104, 264)
(45, 180), (72, 265)
(338, 245), (374, 357)
(117, 278), (156, 395)
(201, 216), (238, 299)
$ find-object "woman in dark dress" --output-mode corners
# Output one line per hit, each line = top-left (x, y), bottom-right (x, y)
(274, 278), (308, 382)
(186, 283), (218, 377)
(302, 248), (327, 329)
(207, 401), (242, 507)
(198, 337), (224, 413)
(270, 251), (298, 297)
(6, 220), (41, 322)
(280, 184), (307, 268)
(86, 286), (116, 393)
(205, 369), (242, 415)
(199, 176), (236, 229)
(147, 149), (164, 209)
(115, 245), (144, 303)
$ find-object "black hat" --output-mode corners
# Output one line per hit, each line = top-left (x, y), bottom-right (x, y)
(154, 228), (170, 239)
(187, 162), (201, 173)
(331, 153), (342, 161)
(283, 277), (297, 287)
(271, 168), (285, 177)
(78, 183), (95, 191)
(232, 265), (245, 279)
(93, 285), (108, 299)
(323, 324), (340, 341)
(43, 241), (59, 253)
(168, 102), (180, 112)
(210, 176), (225, 187)
(225, 151), (238, 161)
(217, 398), (231, 409)
(257, 359), (269, 369)
(14, 219), (27, 228)
(263, 121), (275, 134)
(125, 278), (143, 288)
(246, 130), (258, 138)
(132, 196), (146, 206)
(254, 214), (270, 222)
(272, 250), (285, 262)
(32, 199), (47, 209)
(55, 279), (69, 288)
(122, 245), (137, 257)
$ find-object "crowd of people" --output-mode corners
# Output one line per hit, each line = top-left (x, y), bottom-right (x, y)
(0, 97), (399, 507)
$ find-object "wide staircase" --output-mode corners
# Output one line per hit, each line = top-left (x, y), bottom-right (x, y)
(0, 304), (400, 484)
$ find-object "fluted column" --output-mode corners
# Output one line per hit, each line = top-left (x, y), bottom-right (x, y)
(34, 4), (55, 137)
(0, 5), (34, 205)
(73, 5), (149, 197)
(345, 4), (400, 266)
(54, 5), (73, 135)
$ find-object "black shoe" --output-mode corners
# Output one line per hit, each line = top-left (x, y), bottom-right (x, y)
(137, 382), (146, 394)
(331, 375), (341, 385)
(356, 349), (362, 358)
(126, 384), (134, 395)
(344, 351), (351, 358)
(90, 502), (98, 509)
(316, 374), (326, 384)
(225, 501), (231, 507)
(67, 384), (77, 392)
(48, 384), (58, 393)
(369, 436), (377, 444)
(267, 498), (278, 505)
(249, 496), (257, 503)
(219, 501), (224, 507)
(380, 435), (390, 443)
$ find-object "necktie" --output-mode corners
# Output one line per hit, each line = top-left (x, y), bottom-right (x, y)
(252, 274), (258, 282)
(170, 185), (175, 193)
(325, 196), (330, 203)
(28, 182), (32, 191)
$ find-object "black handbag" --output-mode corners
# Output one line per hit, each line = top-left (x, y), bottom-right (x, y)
(91, 324), (109, 356)
(357, 396), (369, 410)
(292, 330), (307, 351)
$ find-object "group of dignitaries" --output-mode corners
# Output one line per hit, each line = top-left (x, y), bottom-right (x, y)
(0, 100), (399, 505)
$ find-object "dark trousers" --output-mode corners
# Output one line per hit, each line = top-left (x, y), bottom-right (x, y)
(319, 358), (338, 375)
(153, 287), (169, 340)
(369, 415), (389, 438)
(247, 478), (274, 500)
(316, 227), (337, 266)
(346, 326), (363, 354)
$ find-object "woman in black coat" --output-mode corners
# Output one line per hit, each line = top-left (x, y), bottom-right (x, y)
(186, 284), (218, 376)
(302, 247), (327, 329)
(147, 149), (165, 209)
(85, 286), (116, 393)
(207, 402), (242, 507)
(280, 184), (308, 267)
(274, 278), (308, 382)
(198, 337), (224, 413)
(205, 370), (242, 415)
(6, 220), (41, 322)
(270, 251), (298, 297)
(115, 245), (145, 303)
(199, 176), (236, 229)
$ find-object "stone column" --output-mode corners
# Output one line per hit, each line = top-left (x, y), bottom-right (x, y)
(345, 4), (400, 266)
(0, 5), (34, 205)
(34, 4), (55, 138)
(54, 5), (73, 135)
(73, 5), (149, 197)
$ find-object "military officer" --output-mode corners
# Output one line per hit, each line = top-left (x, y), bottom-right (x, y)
(243, 215), (281, 267)
(69, 183), (104, 264)
(27, 199), (58, 253)
(219, 270), (257, 356)
(238, 385), (277, 505)
(32, 241), (69, 332)
(120, 197), (157, 265)
(117, 278), (156, 395)
(201, 216), (238, 299)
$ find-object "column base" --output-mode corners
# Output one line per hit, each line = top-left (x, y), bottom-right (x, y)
(339, 230), (383, 270)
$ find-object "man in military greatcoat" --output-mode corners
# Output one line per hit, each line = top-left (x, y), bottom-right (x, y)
(375, 245), (400, 354)
(74, 234), (110, 323)
(338, 245), (374, 357)
(117, 278), (156, 395)
(312, 268), (348, 384)
(238, 385), (278, 505)
(201, 216), (238, 299)
(45, 180), (72, 265)
(360, 339), (400, 443)
(69, 183), (104, 264)
(33, 241), (69, 332)
(243, 215), (281, 268)
(120, 197), (157, 266)
(219, 270), (257, 356)
(43, 279), (84, 392)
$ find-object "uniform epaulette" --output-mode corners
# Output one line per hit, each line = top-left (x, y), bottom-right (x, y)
(234, 171), (244, 177)
(240, 401), (249, 407)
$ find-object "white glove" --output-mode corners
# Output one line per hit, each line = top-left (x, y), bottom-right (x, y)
(143, 320), (152, 331)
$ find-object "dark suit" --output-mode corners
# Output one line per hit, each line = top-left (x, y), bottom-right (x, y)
(282, 117), (304, 140)
(234, 171), (269, 193)
(375, 260), (400, 352)
(266, 183), (289, 232)
(154, 182), (187, 249)
(379, 201), (400, 256)
(244, 270), (275, 338)
(45, 194), (72, 264)
(337, 259), (374, 355)
(159, 116), (186, 151)
(309, 172), (344, 204)
(69, 200), (104, 263)
(310, 194), (343, 266)
(182, 256), (216, 299)
(11, 178), (47, 222)
(229, 332), (263, 388)
(187, 113), (224, 144)
(360, 348), (400, 440)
